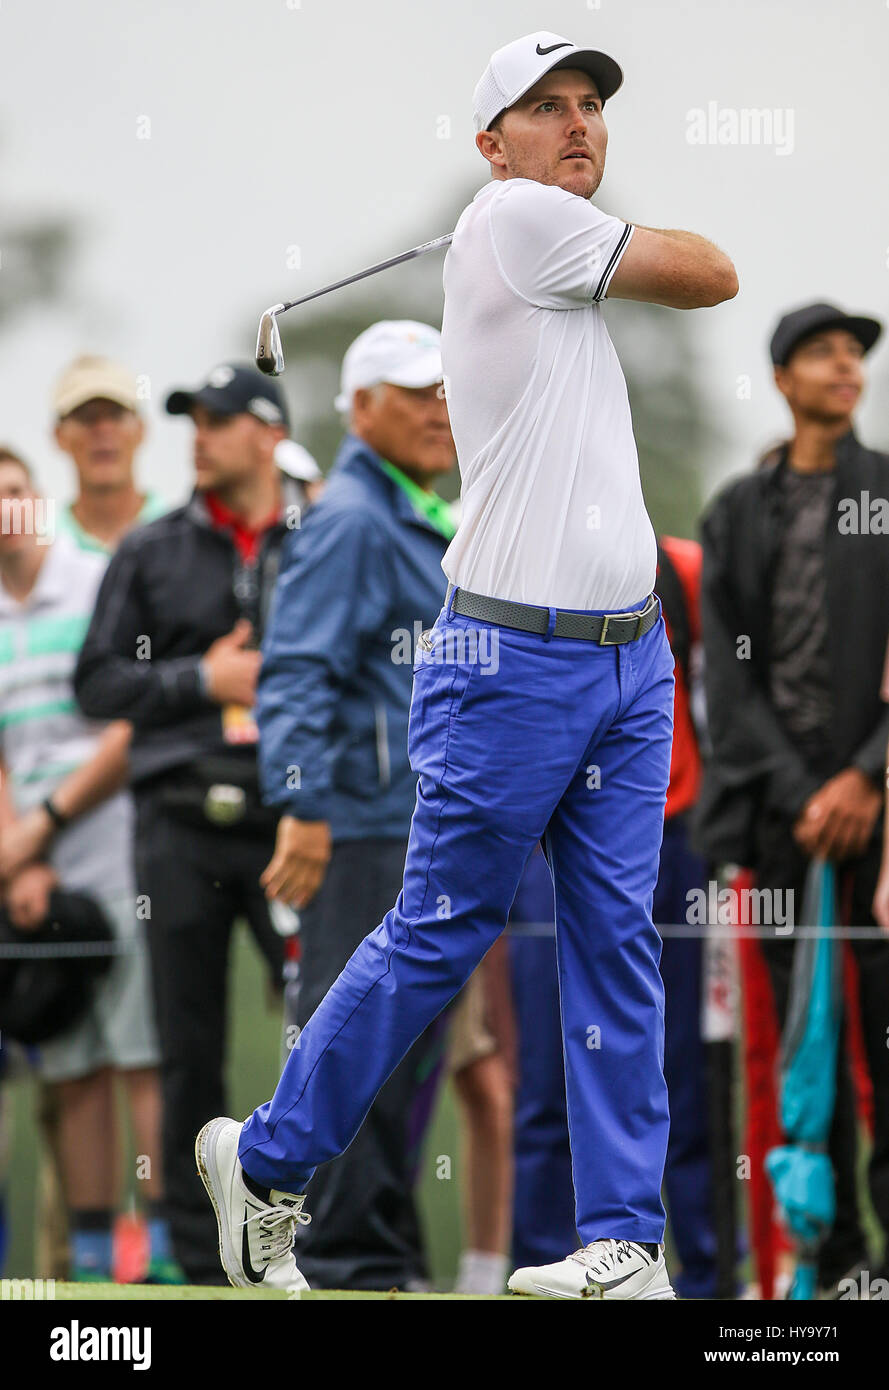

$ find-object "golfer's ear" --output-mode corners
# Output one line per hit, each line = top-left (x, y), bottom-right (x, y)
(476, 129), (506, 169)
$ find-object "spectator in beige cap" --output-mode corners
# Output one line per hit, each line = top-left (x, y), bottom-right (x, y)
(53, 356), (167, 555)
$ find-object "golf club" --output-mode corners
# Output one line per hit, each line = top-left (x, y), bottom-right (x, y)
(255, 233), (454, 375)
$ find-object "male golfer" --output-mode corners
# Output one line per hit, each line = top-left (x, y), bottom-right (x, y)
(197, 30), (737, 1299)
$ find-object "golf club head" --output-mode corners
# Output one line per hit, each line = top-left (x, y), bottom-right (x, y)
(256, 305), (285, 376)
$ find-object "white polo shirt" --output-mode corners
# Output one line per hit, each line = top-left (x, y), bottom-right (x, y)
(440, 177), (656, 611)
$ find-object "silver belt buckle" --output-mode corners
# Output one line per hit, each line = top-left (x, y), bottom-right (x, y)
(203, 783), (246, 826)
(598, 595), (654, 646)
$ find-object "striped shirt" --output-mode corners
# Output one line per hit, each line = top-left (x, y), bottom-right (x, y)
(0, 536), (133, 896)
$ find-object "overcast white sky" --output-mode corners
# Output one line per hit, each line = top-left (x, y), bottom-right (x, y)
(2, 0), (888, 509)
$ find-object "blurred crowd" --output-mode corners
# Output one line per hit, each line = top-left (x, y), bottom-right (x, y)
(1, 296), (888, 1298)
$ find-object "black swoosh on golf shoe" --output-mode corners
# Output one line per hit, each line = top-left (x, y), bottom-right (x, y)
(586, 1269), (636, 1292)
(536, 41), (572, 55)
(241, 1203), (266, 1283)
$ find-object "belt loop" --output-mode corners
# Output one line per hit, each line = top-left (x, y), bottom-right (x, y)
(445, 583), (457, 621)
(543, 606), (557, 643)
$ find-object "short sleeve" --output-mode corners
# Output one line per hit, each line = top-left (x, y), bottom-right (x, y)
(488, 179), (634, 310)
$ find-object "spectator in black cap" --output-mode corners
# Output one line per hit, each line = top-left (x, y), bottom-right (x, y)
(697, 302), (889, 1294)
(73, 363), (317, 1283)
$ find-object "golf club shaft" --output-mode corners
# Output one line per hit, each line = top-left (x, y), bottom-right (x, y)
(275, 233), (453, 316)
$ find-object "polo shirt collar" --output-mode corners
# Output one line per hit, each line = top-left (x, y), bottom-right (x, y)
(336, 436), (454, 539)
(378, 459), (456, 540)
(0, 536), (76, 614)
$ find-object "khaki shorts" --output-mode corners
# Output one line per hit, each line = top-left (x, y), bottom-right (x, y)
(36, 895), (160, 1084)
(448, 964), (498, 1075)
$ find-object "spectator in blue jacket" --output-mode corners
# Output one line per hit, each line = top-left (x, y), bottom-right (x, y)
(256, 321), (457, 1289)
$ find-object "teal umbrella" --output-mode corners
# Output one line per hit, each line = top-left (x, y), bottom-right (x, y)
(765, 859), (842, 1300)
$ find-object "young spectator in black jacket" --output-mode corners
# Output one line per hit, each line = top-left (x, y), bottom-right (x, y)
(698, 303), (889, 1294)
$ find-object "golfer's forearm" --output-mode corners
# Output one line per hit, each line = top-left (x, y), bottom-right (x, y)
(51, 721), (131, 821)
(609, 225), (738, 309)
(636, 227), (719, 248)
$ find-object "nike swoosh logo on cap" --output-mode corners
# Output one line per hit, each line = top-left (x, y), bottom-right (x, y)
(536, 42), (572, 56)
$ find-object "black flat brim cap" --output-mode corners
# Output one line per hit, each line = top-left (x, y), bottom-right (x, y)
(770, 303), (883, 366)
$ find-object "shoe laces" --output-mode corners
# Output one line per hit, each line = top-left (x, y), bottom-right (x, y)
(569, 1239), (637, 1276)
(240, 1196), (311, 1262)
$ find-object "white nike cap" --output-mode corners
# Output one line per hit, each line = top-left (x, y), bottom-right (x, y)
(334, 320), (443, 415)
(472, 30), (624, 135)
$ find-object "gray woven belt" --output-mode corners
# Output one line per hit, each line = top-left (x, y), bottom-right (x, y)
(447, 586), (660, 645)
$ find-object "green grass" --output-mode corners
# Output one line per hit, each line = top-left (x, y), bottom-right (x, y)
(44, 1283), (512, 1301)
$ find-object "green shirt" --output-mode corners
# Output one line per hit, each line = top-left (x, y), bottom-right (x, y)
(379, 460), (456, 541)
(56, 490), (169, 556)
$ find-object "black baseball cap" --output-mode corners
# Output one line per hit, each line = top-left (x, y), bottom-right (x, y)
(165, 362), (290, 431)
(769, 302), (882, 368)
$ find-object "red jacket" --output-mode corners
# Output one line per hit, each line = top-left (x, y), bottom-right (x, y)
(658, 535), (702, 819)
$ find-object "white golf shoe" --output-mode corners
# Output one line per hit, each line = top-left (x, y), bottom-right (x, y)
(196, 1116), (311, 1293)
(509, 1239), (676, 1300)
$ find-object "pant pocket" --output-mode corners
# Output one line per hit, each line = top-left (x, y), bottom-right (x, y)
(408, 652), (476, 766)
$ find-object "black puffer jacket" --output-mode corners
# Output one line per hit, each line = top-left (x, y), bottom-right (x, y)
(694, 429), (889, 867)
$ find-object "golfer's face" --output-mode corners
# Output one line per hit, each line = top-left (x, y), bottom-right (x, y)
(496, 69), (607, 198)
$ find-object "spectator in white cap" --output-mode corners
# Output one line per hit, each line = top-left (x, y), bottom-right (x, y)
(337, 325), (514, 1296)
(334, 320), (445, 413)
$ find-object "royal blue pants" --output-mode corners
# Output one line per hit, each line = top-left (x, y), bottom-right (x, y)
(509, 819), (723, 1295)
(508, 847), (578, 1268)
(240, 597), (675, 1244)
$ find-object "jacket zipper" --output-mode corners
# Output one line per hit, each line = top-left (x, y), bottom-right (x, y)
(374, 700), (391, 788)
